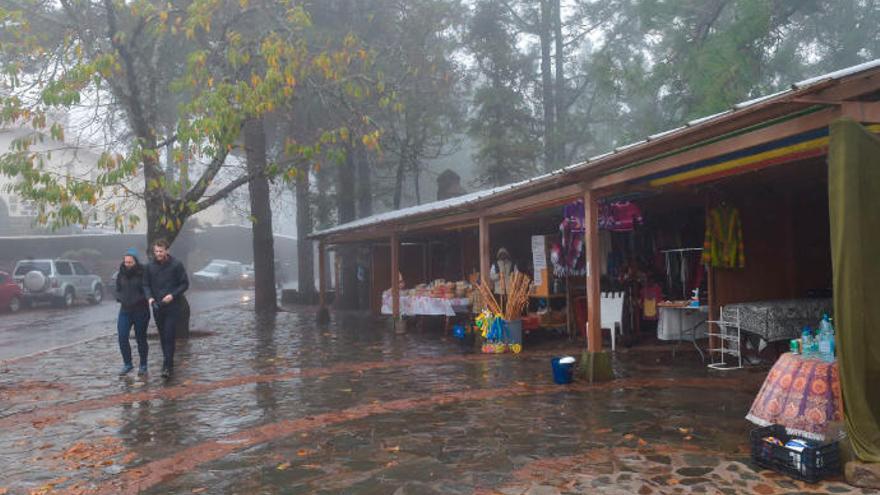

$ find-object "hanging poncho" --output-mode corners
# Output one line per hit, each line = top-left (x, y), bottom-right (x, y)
(702, 206), (745, 268)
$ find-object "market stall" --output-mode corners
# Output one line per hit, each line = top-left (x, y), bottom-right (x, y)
(380, 279), (475, 317)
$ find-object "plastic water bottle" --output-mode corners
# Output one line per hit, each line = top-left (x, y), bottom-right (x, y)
(801, 327), (814, 357)
(819, 314), (833, 335)
(818, 314), (835, 362)
(818, 328), (831, 361)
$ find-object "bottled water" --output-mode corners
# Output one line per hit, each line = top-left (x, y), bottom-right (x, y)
(818, 314), (835, 362)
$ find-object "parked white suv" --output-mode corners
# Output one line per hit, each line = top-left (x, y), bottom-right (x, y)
(12, 259), (104, 308)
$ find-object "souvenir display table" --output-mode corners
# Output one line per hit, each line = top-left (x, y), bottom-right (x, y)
(381, 291), (471, 317)
(722, 298), (833, 342)
(746, 352), (842, 441)
(657, 302), (708, 361)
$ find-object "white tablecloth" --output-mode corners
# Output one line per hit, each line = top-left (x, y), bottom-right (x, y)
(657, 306), (708, 341)
(381, 293), (471, 317)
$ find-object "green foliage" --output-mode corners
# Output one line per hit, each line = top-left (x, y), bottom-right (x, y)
(468, 0), (540, 186)
(0, 0), (376, 240)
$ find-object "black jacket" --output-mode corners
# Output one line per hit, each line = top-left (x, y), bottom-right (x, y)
(116, 263), (149, 312)
(143, 255), (189, 303)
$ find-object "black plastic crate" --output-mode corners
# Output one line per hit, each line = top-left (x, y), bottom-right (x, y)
(750, 424), (841, 483)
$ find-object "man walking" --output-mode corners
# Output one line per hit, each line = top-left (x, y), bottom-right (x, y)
(143, 239), (189, 378)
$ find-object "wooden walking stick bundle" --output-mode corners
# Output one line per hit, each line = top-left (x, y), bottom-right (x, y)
(477, 280), (502, 314)
(503, 272), (532, 321)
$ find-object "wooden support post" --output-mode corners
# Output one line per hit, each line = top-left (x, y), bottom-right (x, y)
(479, 216), (490, 286)
(580, 189), (613, 383)
(705, 196), (718, 359)
(459, 231), (467, 281)
(708, 264), (718, 360)
(423, 242), (430, 283)
(391, 232), (402, 331)
(317, 240), (330, 323)
(585, 190), (602, 353)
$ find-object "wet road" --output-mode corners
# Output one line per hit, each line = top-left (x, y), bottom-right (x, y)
(0, 289), (251, 362)
(0, 305), (873, 495)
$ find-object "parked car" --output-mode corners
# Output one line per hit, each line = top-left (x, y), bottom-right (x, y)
(192, 260), (247, 289)
(240, 264), (256, 288)
(12, 259), (104, 308)
(0, 270), (23, 313)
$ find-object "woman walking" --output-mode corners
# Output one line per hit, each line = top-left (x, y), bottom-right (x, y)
(116, 248), (150, 375)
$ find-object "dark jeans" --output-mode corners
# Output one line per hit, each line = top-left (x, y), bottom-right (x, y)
(155, 302), (180, 370)
(118, 308), (150, 367)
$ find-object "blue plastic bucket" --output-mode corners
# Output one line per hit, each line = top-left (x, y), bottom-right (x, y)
(551, 356), (575, 384)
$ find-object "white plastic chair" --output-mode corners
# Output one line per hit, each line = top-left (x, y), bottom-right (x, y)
(600, 292), (624, 351)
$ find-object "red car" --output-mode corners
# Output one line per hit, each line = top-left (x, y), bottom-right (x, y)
(0, 270), (23, 313)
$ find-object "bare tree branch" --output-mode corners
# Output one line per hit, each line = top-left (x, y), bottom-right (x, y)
(191, 170), (260, 214)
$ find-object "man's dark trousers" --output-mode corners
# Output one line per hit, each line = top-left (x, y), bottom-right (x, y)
(155, 302), (180, 370)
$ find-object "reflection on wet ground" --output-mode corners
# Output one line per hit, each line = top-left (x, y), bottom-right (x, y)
(0, 305), (874, 494)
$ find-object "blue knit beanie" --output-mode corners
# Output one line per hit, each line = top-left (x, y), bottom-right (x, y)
(125, 247), (140, 259)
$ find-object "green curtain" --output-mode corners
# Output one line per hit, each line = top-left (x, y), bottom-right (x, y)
(829, 118), (880, 462)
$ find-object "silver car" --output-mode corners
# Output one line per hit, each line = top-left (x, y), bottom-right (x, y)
(193, 260), (247, 288)
(12, 259), (104, 308)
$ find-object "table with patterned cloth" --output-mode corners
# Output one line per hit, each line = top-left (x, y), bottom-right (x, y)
(381, 292), (471, 317)
(721, 298), (833, 343)
(746, 352), (842, 441)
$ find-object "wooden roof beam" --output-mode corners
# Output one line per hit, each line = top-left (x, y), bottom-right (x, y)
(589, 105), (843, 191)
(806, 71), (880, 102)
(842, 101), (880, 123)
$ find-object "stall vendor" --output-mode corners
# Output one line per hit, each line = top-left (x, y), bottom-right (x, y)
(490, 247), (518, 295)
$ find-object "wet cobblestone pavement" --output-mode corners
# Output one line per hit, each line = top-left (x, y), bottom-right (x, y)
(1, 301), (877, 494)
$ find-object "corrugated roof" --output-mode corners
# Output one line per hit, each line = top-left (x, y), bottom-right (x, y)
(312, 58), (880, 241)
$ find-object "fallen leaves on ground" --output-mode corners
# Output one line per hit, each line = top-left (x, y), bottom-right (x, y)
(385, 445), (400, 453)
(192, 488), (207, 494)
(276, 462), (291, 471)
(58, 437), (126, 471)
(27, 477), (68, 495)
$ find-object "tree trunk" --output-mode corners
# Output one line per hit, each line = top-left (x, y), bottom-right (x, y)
(539, 0), (556, 171)
(295, 161), (315, 301)
(144, 153), (183, 250)
(316, 164), (332, 230)
(490, 75), (506, 186)
(412, 152), (421, 205)
(244, 117), (277, 315)
(356, 142), (372, 218)
(553, 0), (566, 165)
(336, 143), (358, 309)
(393, 153), (406, 210)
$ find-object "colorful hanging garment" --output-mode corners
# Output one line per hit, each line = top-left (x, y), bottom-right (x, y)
(599, 201), (644, 232)
(702, 206), (745, 268)
(557, 200), (586, 277)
